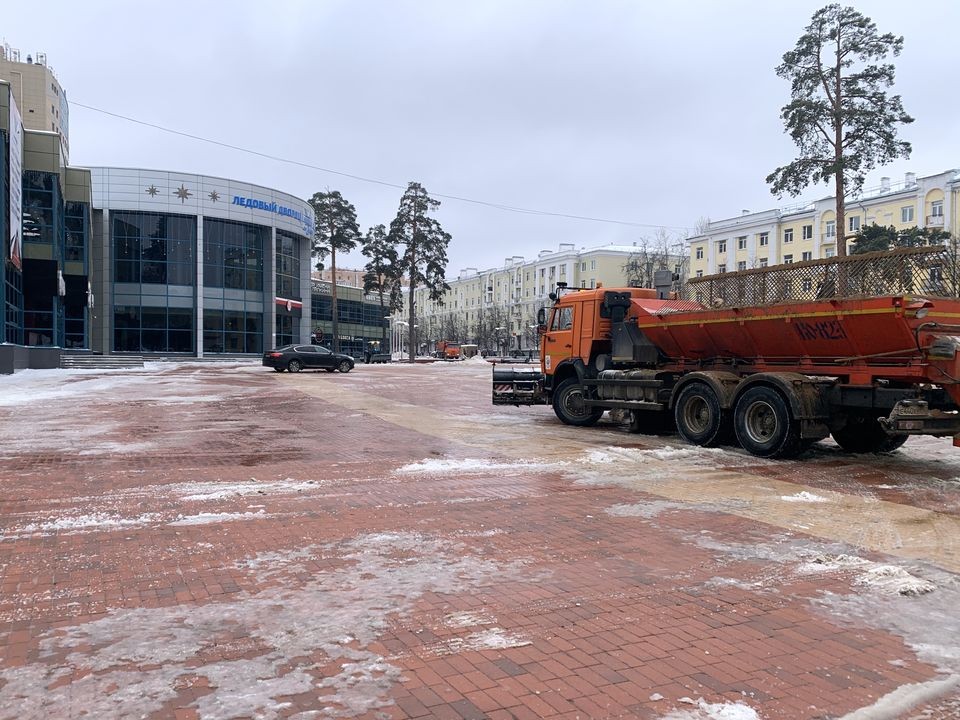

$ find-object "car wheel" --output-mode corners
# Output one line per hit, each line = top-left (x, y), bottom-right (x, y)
(338, 360), (352, 373)
(287, 359), (303, 373)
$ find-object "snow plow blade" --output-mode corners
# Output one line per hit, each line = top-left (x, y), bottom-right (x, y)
(492, 365), (547, 406)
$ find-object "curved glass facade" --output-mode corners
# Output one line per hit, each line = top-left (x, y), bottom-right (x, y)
(91, 168), (314, 356)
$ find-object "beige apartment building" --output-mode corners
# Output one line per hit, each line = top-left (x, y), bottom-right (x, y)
(407, 242), (685, 354)
(689, 169), (960, 278)
(0, 45), (69, 161)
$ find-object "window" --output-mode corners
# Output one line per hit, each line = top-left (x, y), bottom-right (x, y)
(932, 200), (944, 217)
(802, 251), (812, 261)
(848, 216), (861, 232)
(759, 258), (768, 268)
(695, 270), (703, 278)
(551, 307), (573, 330)
(275, 230), (301, 299)
(901, 206), (915, 223)
(589, 278), (595, 288)
(784, 254), (794, 264)
(802, 279), (813, 292)
(825, 221), (836, 238)
(737, 236), (747, 250)
(759, 232), (769, 247)
(203, 219), (266, 291)
(590, 260), (596, 270)
(825, 248), (836, 258)
(784, 228), (794, 243)
(717, 240), (727, 253)
(581, 262), (586, 271)
(737, 261), (747, 271)
(802, 225), (813, 240)
(717, 264), (727, 274)
(695, 247), (704, 260)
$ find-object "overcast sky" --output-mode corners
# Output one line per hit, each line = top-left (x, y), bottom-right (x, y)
(6, 1), (959, 274)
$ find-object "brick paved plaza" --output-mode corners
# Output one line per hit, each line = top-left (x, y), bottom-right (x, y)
(1, 360), (959, 719)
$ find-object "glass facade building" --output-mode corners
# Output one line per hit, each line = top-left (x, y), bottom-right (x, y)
(89, 168), (314, 356)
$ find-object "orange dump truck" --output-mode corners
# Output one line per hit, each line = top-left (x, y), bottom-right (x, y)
(435, 340), (462, 360)
(493, 248), (960, 458)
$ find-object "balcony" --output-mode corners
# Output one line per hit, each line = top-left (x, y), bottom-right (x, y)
(927, 215), (945, 227)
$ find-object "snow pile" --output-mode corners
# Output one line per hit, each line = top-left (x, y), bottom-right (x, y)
(174, 478), (324, 500)
(797, 554), (935, 596)
(661, 697), (760, 719)
(7, 512), (160, 537)
(839, 676), (960, 719)
(781, 491), (829, 503)
(168, 510), (268, 526)
(394, 457), (555, 475)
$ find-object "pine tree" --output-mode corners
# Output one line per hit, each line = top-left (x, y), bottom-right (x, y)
(388, 182), (452, 362)
(308, 190), (361, 352)
(361, 224), (402, 352)
(766, 4), (913, 257)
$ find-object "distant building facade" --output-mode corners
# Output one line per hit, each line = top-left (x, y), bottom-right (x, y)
(689, 169), (960, 277)
(409, 242), (686, 354)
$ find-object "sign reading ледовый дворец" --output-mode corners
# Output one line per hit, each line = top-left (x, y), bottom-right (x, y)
(231, 195), (313, 236)
(8, 93), (23, 271)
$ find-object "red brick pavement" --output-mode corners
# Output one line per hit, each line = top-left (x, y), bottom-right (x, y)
(0, 361), (957, 719)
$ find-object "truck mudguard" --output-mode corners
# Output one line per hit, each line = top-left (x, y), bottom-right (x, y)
(669, 371), (742, 410)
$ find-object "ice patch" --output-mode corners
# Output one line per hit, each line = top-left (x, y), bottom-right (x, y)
(661, 697), (760, 719)
(0, 531), (533, 718)
(781, 491), (829, 503)
(606, 501), (688, 519)
(443, 611), (496, 628)
(175, 478), (324, 500)
(437, 628), (531, 655)
(838, 675), (960, 719)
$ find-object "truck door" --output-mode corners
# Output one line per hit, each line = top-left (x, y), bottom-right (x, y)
(544, 305), (574, 374)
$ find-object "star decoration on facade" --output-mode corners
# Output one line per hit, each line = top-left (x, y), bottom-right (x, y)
(208, 190), (220, 203)
(145, 185), (159, 197)
(173, 184), (192, 203)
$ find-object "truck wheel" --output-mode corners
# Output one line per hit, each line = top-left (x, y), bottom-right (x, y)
(734, 386), (802, 459)
(832, 413), (909, 453)
(553, 379), (604, 427)
(674, 382), (726, 447)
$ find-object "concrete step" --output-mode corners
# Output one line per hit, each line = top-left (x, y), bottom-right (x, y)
(60, 354), (144, 370)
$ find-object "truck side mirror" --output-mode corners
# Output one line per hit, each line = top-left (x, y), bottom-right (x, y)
(537, 308), (546, 325)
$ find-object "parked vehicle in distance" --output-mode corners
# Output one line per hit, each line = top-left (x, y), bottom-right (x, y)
(263, 344), (355, 373)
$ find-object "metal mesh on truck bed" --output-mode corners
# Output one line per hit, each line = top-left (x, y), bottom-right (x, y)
(684, 246), (959, 307)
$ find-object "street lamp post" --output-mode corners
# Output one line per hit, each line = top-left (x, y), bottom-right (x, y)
(395, 320), (409, 360)
(494, 326), (506, 358)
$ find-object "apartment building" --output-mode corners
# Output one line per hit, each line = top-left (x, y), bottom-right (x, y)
(0, 45), (69, 161)
(408, 242), (685, 354)
(689, 169), (960, 278)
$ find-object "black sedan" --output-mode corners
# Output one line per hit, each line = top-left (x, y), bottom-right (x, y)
(263, 344), (355, 373)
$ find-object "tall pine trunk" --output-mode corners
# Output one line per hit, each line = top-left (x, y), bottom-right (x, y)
(330, 245), (339, 353)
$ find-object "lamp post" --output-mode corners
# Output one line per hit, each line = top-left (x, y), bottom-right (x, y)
(494, 326), (506, 358)
(383, 315), (392, 358)
(395, 320), (409, 360)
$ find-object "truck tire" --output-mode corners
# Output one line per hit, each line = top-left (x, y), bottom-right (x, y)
(734, 386), (802, 459)
(553, 379), (604, 427)
(832, 413), (909, 453)
(674, 382), (726, 447)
